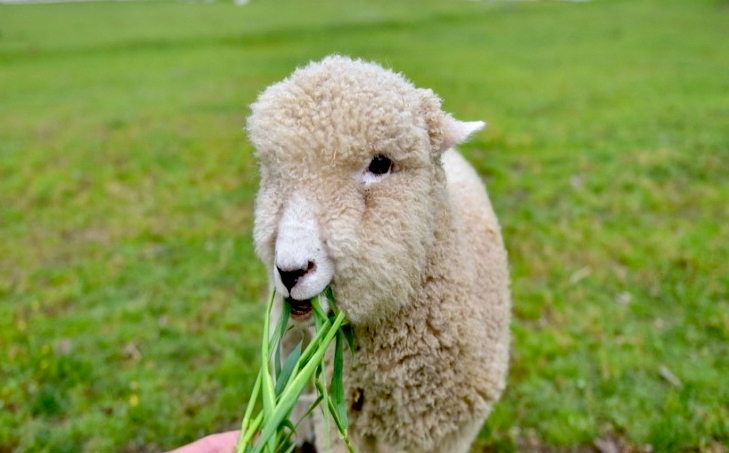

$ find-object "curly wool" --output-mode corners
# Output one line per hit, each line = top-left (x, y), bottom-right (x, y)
(248, 55), (511, 453)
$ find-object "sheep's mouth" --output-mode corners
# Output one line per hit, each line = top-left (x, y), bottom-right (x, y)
(286, 297), (313, 318)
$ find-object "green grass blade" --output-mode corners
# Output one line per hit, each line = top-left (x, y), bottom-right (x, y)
(275, 340), (303, 396)
(296, 319), (333, 364)
(311, 294), (328, 322)
(330, 329), (348, 430)
(273, 298), (292, 377)
(240, 370), (262, 434)
(260, 290), (277, 453)
(297, 393), (324, 424)
(274, 419), (297, 453)
(236, 411), (264, 453)
(324, 286), (335, 303)
(341, 323), (356, 352)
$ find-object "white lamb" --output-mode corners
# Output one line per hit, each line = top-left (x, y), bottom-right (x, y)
(247, 55), (511, 453)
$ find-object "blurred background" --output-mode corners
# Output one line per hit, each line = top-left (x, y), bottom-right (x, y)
(1, 0), (727, 451)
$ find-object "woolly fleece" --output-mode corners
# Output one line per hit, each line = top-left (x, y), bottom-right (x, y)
(248, 55), (511, 453)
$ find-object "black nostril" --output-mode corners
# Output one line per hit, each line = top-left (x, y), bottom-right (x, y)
(277, 261), (315, 293)
(278, 267), (305, 293)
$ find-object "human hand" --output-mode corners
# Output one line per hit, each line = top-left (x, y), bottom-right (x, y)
(166, 431), (240, 453)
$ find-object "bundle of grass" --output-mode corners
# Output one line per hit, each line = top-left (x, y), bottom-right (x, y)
(236, 288), (355, 453)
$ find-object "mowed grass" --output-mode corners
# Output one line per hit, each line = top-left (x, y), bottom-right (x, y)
(1, 0), (727, 451)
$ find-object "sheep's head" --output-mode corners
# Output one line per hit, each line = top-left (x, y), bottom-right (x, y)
(248, 56), (483, 326)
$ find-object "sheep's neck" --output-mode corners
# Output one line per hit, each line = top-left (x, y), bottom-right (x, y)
(352, 169), (463, 355)
(351, 214), (468, 373)
(349, 179), (473, 379)
(345, 187), (486, 450)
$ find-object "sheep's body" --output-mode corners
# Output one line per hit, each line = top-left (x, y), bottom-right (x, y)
(248, 56), (510, 453)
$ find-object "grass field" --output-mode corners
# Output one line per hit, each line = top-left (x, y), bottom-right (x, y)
(1, 0), (728, 451)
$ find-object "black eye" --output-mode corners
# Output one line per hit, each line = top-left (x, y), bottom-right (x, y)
(368, 155), (391, 175)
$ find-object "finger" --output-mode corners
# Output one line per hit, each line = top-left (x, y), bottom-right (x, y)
(167, 430), (240, 453)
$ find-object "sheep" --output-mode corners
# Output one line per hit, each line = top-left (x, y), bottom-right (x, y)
(247, 55), (511, 453)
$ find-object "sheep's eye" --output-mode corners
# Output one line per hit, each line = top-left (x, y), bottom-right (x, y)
(368, 155), (391, 175)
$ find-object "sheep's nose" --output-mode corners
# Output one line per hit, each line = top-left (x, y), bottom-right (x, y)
(277, 261), (316, 293)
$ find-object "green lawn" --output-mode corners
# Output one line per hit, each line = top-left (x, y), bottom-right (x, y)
(1, 0), (727, 451)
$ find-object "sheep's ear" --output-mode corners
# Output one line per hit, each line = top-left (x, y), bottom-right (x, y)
(441, 117), (485, 152)
(418, 88), (485, 153)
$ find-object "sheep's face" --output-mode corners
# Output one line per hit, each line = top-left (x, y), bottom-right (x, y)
(248, 56), (483, 325)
